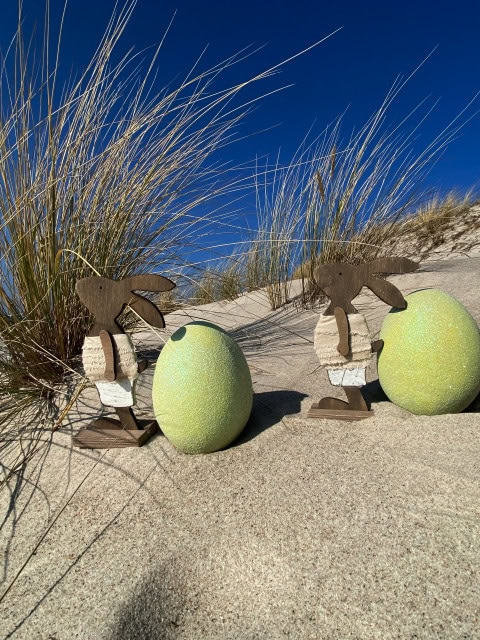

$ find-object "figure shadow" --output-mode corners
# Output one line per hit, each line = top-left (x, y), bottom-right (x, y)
(232, 390), (307, 447)
(135, 346), (162, 365)
(362, 378), (389, 408)
(461, 392), (480, 413)
(108, 564), (186, 640)
(361, 378), (480, 414)
(107, 561), (270, 640)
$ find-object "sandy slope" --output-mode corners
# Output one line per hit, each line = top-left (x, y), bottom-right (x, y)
(1, 255), (479, 639)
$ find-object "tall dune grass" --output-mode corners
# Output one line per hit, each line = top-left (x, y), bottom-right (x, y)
(1, 2), (247, 423)
(186, 187), (478, 309)
(250, 73), (479, 308)
(0, 0), (337, 486)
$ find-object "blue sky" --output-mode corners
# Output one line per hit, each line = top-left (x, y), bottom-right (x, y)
(1, 0), (480, 198)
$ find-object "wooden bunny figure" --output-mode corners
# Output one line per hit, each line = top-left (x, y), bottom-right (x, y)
(308, 257), (418, 420)
(73, 274), (175, 448)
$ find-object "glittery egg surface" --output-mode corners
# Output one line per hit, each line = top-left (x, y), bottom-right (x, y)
(152, 321), (253, 454)
(378, 289), (480, 415)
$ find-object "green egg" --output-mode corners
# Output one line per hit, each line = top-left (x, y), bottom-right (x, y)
(152, 321), (253, 453)
(378, 289), (480, 415)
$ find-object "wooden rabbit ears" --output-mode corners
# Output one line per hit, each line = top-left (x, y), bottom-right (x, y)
(76, 274), (176, 329)
(314, 257), (419, 310)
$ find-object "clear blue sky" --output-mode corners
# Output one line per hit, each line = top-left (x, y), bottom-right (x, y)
(2, 0), (480, 194)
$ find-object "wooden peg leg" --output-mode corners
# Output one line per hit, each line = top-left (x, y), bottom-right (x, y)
(115, 406), (140, 430)
(344, 387), (369, 412)
(137, 360), (149, 374)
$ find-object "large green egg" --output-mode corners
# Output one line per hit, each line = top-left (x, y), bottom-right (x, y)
(152, 321), (253, 453)
(378, 289), (480, 415)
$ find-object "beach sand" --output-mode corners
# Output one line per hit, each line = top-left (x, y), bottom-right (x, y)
(1, 254), (479, 639)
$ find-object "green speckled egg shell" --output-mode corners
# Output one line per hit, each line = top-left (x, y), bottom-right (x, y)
(378, 289), (480, 415)
(152, 321), (253, 453)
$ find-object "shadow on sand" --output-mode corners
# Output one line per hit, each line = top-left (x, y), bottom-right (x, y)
(362, 378), (480, 414)
(107, 564), (188, 640)
(232, 389), (307, 447)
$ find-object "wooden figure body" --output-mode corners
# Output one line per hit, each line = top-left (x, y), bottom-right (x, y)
(307, 257), (418, 420)
(73, 274), (175, 448)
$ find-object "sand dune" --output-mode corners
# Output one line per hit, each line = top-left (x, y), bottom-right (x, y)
(1, 253), (479, 639)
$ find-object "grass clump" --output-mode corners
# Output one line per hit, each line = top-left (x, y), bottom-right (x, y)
(251, 148), (310, 308)
(0, 8), (260, 396)
(188, 259), (244, 305)
(0, 1), (337, 487)
(390, 190), (480, 254)
(248, 71), (479, 309)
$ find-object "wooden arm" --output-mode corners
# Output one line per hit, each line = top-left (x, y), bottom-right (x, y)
(137, 360), (149, 374)
(371, 339), (384, 353)
(334, 307), (350, 356)
(99, 330), (117, 382)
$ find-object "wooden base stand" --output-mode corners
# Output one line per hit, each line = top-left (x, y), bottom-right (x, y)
(72, 418), (159, 449)
(307, 387), (373, 421)
(307, 402), (372, 421)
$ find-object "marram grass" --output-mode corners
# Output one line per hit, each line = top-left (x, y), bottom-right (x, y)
(0, 0), (337, 488)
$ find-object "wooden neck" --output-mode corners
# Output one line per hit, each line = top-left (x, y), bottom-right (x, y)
(324, 302), (357, 315)
(88, 321), (123, 337)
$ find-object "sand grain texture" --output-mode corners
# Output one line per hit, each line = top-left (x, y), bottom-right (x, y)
(1, 256), (479, 639)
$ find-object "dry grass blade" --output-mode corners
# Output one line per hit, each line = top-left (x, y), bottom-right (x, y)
(243, 70), (479, 309)
(0, 1), (339, 489)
